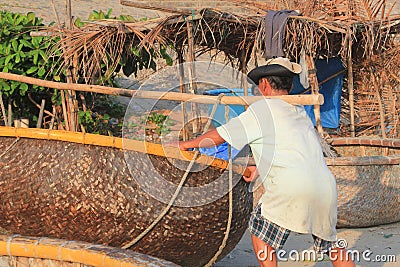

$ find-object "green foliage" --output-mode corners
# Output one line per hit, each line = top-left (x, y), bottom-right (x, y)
(0, 9), (174, 136)
(78, 95), (125, 136)
(0, 11), (63, 96)
(0, 10), (64, 119)
(146, 112), (174, 135)
(74, 9), (136, 27)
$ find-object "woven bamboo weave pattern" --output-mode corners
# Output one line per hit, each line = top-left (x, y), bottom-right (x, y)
(0, 137), (253, 267)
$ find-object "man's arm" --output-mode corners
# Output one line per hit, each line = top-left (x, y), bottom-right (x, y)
(178, 129), (226, 150)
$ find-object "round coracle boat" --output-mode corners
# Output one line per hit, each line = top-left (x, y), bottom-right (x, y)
(326, 137), (400, 228)
(0, 234), (178, 267)
(0, 127), (253, 267)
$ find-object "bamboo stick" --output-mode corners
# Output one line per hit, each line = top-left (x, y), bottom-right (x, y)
(66, 0), (72, 29)
(120, 0), (192, 14)
(347, 27), (356, 137)
(0, 94), (8, 126)
(36, 99), (46, 128)
(0, 72), (323, 106)
(305, 55), (323, 134)
(374, 76), (387, 138)
(178, 50), (189, 141)
(27, 93), (54, 117)
(186, 19), (202, 134)
(60, 90), (70, 131)
(49, 106), (56, 129)
(7, 100), (12, 127)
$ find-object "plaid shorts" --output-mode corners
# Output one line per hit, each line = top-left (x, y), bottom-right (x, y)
(248, 203), (336, 253)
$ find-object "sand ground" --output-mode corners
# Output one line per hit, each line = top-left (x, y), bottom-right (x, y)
(1, 1), (399, 266)
(215, 222), (400, 267)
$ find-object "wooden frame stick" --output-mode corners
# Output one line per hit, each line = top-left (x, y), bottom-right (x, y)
(0, 72), (323, 106)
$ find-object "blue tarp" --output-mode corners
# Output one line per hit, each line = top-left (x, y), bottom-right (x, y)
(200, 88), (253, 160)
(291, 57), (344, 129)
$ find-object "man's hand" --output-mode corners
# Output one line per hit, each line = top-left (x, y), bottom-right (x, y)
(164, 141), (189, 151)
(243, 165), (259, 182)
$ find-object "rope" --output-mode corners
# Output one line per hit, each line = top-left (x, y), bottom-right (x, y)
(204, 104), (234, 267)
(122, 93), (225, 250)
(0, 137), (20, 158)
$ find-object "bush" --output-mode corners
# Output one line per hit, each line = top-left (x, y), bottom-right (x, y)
(0, 10), (64, 122)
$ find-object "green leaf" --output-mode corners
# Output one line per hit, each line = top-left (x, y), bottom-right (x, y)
(33, 52), (38, 64)
(37, 68), (46, 77)
(106, 9), (113, 18)
(20, 83), (29, 95)
(11, 81), (19, 90)
(27, 12), (36, 22)
(26, 66), (38, 74)
(39, 49), (47, 60)
(4, 54), (14, 66)
(31, 37), (39, 48)
(74, 18), (85, 28)
(11, 39), (18, 52)
(15, 16), (24, 25)
(53, 75), (60, 81)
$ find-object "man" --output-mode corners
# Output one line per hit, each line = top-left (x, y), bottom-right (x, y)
(172, 57), (355, 267)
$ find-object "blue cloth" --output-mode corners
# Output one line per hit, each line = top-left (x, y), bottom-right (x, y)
(199, 142), (241, 160)
(201, 88), (252, 160)
(291, 58), (344, 129)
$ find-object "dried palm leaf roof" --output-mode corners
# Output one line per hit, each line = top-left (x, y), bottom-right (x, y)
(51, 0), (400, 75)
(45, 0), (400, 138)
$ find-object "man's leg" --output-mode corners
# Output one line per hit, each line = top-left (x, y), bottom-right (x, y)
(329, 247), (356, 267)
(313, 236), (356, 267)
(248, 204), (291, 267)
(251, 234), (277, 267)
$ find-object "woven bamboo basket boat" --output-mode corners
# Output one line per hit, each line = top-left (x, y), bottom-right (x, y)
(0, 234), (178, 267)
(0, 127), (253, 267)
(326, 138), (400, 228)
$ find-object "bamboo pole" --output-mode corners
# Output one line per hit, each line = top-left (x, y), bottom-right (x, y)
(373, 75), (387, 138)
(60, 90), (70, 131)
(66, 0), (72, 29)
(305, 55), (323, 134)
(36, 99), (46, 128)
(178, 50), (189, 141)
(120, 0), (191, 14)
(347, 26), (356, 137)
(7, 100), (12, 127)
(0, 72), (323, 106)
(63, 0), (78, 132)
(186, 19), (202, 134)
(0, 94), (8, 126)
(49, 106), (56, 129)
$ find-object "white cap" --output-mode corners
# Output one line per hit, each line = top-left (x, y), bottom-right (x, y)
(265, 57), (302, 74)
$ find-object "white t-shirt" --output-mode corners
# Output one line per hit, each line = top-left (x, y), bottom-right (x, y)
(216, 99), (337, 241)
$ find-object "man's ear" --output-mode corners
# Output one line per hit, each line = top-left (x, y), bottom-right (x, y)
(259, 78), (272, 95)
